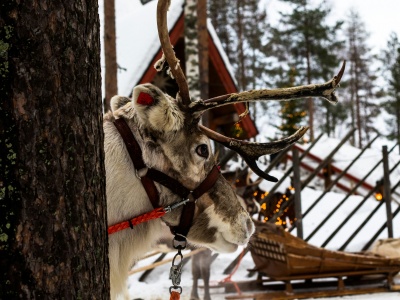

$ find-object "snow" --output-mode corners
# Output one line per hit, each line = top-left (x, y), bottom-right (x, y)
(295, 135), (400, 193)
(100, 0), (184, 97)
(123, 134), (400, 299)
(125, 184), (400, 299)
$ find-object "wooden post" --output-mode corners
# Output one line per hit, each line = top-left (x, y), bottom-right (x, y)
(293, 148), (303, 239)
(382, 146), (393, 238)
(104, 0), (118, 112)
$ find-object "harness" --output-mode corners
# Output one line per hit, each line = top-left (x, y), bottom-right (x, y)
(108, 117), (220, 240)
(109, 118), (221, 298)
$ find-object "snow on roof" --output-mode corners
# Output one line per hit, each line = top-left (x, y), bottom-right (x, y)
(296, 134), (400, 190)
(100, 0), (237, 97)
(247, 137), (400, 198)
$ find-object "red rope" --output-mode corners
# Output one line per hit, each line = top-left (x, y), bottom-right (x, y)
(169, 291), (180, 300)
(108, 207), (166, 235)
(220, 248), (245, 295)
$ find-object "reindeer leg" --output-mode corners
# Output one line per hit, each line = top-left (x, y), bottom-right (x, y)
(190, 251), (201, 300)
(200, 249), (212, 300)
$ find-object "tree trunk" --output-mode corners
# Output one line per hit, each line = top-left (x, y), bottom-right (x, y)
(104, 0), (118, 112)
(349, 60), (356, 146)
(0, 1), (109, 299)
(303, 32), (314, 141)
(397, 100), (400, 154)
(185, 0), (201, 100)
(197, 0), (210, 126)
(354, 59), (363, 148)
(236, 0), (247, 91)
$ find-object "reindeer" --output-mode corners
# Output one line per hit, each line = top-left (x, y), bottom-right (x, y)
(104, 1), (345, 299)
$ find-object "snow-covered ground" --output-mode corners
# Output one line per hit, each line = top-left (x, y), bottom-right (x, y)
(126, 188), (399, 299)
(124, 136), (400, 299)
(127, 244), (400, 300)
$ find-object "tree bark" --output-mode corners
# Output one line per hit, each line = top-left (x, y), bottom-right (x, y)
(197, 0), (210, 126)
(104, 0), (118, 112)
(185, 0), (201, 100)
(236, 0), (247, 91)
(0, 1), (109, 299)
(305, 32), (314, 141)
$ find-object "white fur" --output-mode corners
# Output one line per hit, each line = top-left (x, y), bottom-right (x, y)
(105, 85), (255, 300)
(370, 238), (400, 258)
(132, 84), (184, 132)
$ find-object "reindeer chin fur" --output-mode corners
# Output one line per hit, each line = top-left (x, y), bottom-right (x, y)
(187, 205), (254, 253)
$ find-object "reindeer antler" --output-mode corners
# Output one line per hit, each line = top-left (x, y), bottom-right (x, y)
(157, 0), (191, 106)
(199, 125), (309, 182)
(190, 61), (346, 116)
(156, 0), (345, 182)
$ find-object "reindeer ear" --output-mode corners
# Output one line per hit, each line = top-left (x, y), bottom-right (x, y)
(132, 83), (184, 132)
(110, 96), (131, 113)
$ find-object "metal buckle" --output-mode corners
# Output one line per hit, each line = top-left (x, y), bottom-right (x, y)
(187, 191), (195, 202)
(135, 167), (148, 179)
(169, 236), (186, 295)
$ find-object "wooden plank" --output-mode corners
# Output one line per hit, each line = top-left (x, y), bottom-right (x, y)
(138, 253), (167, 282)
(222, 272), (392, 293)
(223, 248), (249, 275)
(225, 287), (392, 300)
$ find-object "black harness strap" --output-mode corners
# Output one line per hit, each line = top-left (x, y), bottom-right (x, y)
(113, 118), (220, 240)
(114, 118), (160, 209)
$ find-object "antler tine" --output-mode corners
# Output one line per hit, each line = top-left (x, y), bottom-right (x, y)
(189, 61), (346, 115)
(157, 0), (191, 106)
(200, 125), (309, 182)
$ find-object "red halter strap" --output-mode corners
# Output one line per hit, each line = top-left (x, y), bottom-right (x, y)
(109, 118), (220, 238)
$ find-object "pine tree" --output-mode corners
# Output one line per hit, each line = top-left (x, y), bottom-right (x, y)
(381, 32), (400, 151)
(208, 0), (235, 63)
(278, 67), (307, 136)
(344, 10), (379, 148)
(269, 0), (344, 140)
(208, 0), (270, 90)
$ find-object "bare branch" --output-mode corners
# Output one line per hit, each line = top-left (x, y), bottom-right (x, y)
(190, 61), (346, 116)
(200, 125), (309, 182)
(156, 0), (191, 106)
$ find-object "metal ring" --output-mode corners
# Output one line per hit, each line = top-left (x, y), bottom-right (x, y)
(172, 252), (183, 266)
(169, 286), (182, 294)
(172, 236), (187, 250)
(187, 192), (195, 202)
(135, 167), (148, 179)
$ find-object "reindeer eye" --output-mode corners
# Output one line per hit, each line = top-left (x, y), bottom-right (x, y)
(196, 144), (209, 158)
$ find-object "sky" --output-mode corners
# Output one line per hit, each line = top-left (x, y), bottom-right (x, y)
(265, 0), (400, 55)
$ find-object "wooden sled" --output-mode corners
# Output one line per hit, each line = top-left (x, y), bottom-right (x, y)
(224, 221), (400, 299)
